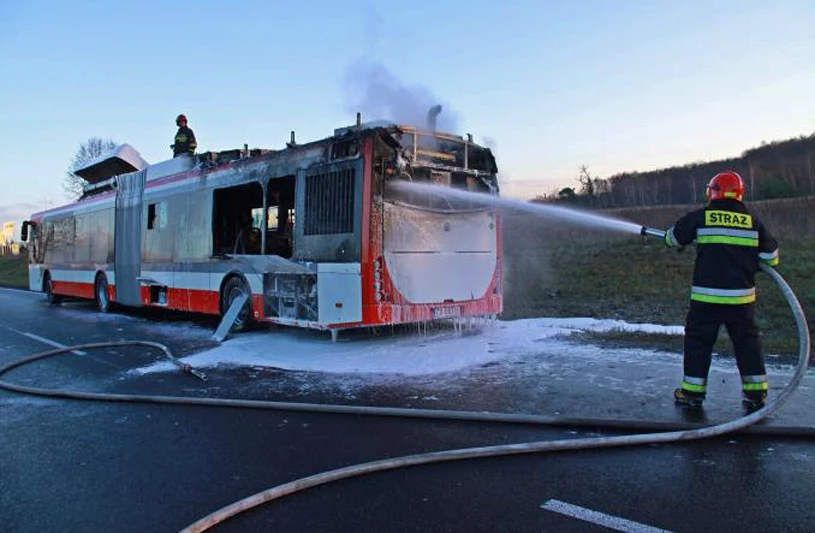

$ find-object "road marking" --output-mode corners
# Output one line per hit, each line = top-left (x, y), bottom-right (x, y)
(541, 499), (672, 533)
(0, 324), (127, 369)
(0, 323), (89, 357)
(18, 331), (90, 357)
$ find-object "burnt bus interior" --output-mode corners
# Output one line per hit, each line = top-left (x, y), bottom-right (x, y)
(386, 128), (499, 210)
(213, 183), (262, 255)
(212, 176), (296, 258)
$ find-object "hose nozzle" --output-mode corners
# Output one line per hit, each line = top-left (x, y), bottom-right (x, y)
(640, 226), (666, 239)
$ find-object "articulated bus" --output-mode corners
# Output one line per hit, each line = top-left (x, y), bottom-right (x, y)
(23, 120), (502, 338)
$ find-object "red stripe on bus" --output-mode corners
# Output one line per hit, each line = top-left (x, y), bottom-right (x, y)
(52, 281), (95, 300)
(136, 287), (264, 319)
(145, 159), (239, 191)
(187, 289), (222, 314)
(363, 296), (502, 325)
(139, 286), (221, 314)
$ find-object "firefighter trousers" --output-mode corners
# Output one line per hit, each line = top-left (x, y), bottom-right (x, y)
(683, 301), (765, 384)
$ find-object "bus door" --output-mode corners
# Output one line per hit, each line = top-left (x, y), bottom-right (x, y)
(114, 170), (145, 306)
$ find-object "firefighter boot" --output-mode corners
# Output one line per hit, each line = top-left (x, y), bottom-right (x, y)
(742, 391), (767, 413)
(674, 388), (705, 408)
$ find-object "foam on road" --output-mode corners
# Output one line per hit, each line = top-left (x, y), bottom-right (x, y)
(133, 317), (684, 376)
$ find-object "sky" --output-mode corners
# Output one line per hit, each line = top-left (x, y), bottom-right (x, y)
(1, 0), (814, 231)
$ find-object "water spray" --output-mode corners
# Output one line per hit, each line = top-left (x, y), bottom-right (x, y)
(388, 181), (644, 235)
(391, 180), (675, 242)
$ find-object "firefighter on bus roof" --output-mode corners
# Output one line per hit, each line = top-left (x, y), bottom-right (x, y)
(172, 114), (197, 157)
(665, 171), (779, 412)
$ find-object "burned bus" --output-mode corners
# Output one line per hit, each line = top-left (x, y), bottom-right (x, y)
(23, 119), (502, 338)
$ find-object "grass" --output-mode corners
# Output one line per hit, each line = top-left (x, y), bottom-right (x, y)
(0, 254), (28, 288)
(501, 206), (815, 358)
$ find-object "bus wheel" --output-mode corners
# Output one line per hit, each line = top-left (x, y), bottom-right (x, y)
(44, 273), (61, 305)
(95, 274), (111, 313)
(222, 277), (253, 332)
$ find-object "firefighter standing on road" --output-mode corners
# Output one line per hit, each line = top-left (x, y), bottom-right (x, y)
(172, 114), (197, 157)
(665, 171), (779, 411)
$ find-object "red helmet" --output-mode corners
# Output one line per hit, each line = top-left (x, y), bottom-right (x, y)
(707, 171), (745, 202)
(176, 114), (187, 126)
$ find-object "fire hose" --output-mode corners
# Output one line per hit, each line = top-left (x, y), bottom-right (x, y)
(0, 255), (809, 532)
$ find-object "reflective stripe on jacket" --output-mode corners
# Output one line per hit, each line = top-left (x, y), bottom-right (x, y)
(666, 199), (779, 305)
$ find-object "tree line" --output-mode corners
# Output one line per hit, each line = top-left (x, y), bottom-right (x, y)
(535, 133), (815, 208)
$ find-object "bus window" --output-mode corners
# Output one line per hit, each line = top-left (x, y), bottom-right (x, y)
(266, 206), (279, 231)
(147, 204), (156, 229)
(41, 222), (55, 263)
(74, 214), (90, 263)
(213, 183), (263, 255)
(48, 218), (75, 263)
(147, 202), (167, 230)
(265, 176), (296, 258)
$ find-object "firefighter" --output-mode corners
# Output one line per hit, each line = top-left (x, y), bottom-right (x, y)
(172, 114), (197, 157)
(665, 171), (779, 411)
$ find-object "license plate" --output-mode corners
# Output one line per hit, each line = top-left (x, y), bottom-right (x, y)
(432, 306), (460, 319)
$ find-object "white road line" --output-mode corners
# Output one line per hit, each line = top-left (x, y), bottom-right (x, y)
(541, 499), (673, 533)
(0, 323), (90, 358)
(0, 292), (122, 366)
(18, 331), (89, 357)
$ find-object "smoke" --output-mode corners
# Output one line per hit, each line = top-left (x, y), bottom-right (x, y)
(343, 59), (460, 132)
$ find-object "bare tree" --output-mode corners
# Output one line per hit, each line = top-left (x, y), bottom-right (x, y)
(578, 165), (596, 207)
(688, 175), (698, 204)
(64, 138), (117, 199)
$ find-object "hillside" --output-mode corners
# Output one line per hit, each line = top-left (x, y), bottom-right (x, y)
(539, 133), (815, 208)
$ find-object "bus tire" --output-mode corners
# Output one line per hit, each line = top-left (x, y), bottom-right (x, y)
(43, 272), (61, 305)
(95, 273), (112, 313)
(222, 277), (253, 332)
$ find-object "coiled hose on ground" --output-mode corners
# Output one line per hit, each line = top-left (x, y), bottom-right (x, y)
(0, 264), (809, 532)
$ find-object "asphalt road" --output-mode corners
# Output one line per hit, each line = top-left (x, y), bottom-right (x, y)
(1, 287), (814, 532)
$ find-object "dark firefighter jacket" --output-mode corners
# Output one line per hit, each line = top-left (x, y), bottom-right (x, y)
(173, 126), (197, 156)
(666, 199), (779, 305)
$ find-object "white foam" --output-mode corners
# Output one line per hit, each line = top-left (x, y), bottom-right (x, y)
(133, 317), (683, 377)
